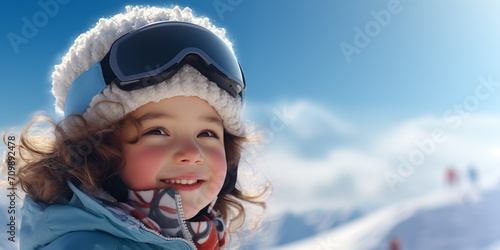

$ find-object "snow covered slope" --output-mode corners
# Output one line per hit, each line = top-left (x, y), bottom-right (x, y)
(272, 185), (500, 250)
(236, 208), (364, 249)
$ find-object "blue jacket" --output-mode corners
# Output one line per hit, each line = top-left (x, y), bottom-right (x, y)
(20, 181), (196, 250)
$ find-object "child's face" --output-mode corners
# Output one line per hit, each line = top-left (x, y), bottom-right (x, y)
(120, 96), (227, 219)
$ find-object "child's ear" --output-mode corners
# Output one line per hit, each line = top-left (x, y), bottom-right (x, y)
(218, 164), (238, 196)
(102, 174), (129, 202)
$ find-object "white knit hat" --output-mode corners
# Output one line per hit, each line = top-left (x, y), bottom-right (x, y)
(51, 6), (244, 135)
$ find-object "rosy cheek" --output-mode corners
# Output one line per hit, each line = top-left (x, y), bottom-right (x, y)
(207, 148), (228, 188)
(213, 153), (227, 174)
(122, 145), (167, 189)
(127, 146), (166, 168)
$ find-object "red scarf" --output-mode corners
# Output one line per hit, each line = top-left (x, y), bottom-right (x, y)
(116, 188), (226, 249)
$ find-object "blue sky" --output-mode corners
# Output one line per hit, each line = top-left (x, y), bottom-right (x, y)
(2, 0), (500, 214)
(4, 0), (499, 127)
(1, 0), (500, 125)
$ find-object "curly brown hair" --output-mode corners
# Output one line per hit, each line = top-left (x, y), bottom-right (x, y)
(10, 106), (268, 237)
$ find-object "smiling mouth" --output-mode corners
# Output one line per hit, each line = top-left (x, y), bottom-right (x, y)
(161, 179), (200, 185)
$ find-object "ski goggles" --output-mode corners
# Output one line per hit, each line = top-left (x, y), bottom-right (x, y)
(64, 21), (246, 115)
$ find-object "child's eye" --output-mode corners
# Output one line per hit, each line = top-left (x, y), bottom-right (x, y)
(198, 130), (219, 139)
(144, 128), (168, 136)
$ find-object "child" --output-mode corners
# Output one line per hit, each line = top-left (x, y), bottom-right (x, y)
(12, 5), (267, 249)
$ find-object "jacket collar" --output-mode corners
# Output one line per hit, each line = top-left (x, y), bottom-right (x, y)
(19, 180), (196, 249)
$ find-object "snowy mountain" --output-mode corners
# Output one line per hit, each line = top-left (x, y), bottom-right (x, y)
(271, 184), (500, 250)
(236, 208), (364, 249)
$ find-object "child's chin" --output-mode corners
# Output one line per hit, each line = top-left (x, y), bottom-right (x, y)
(182, 201), (209, 220)
(183, 208), (198, 220)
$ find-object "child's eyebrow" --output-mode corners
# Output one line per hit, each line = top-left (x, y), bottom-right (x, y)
(137, 113), (171, 122)
(137, 113), (223, 128)
(200, 115), (224, 128)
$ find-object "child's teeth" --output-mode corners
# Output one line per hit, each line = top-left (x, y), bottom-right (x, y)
(167, 179), (198, 185)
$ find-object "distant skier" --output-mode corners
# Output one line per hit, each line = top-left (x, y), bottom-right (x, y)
(389, 236), (402, 250)
(468, 166), (478, 186)
(446, 167), (459, 187)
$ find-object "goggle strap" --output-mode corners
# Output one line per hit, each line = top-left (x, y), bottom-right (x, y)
(182, 54), (242, 98)
(100, 52), (116, 87)
(181, 49), (243, 92)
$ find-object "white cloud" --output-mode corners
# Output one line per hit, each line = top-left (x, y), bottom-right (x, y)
(243, 99), (355, 138)
(241, 100), (500, 215)
(284, 100), (355, 137)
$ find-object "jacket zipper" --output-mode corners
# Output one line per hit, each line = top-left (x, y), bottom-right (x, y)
(137, 193), (196, 249)
(139, 223), (196, 249)
(175, 192), (194, 241)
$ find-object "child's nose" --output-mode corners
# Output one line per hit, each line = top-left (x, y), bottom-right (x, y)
(172, 139), (203, 164)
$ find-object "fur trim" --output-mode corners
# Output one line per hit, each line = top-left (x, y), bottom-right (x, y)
(85, 65), (243, 135)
